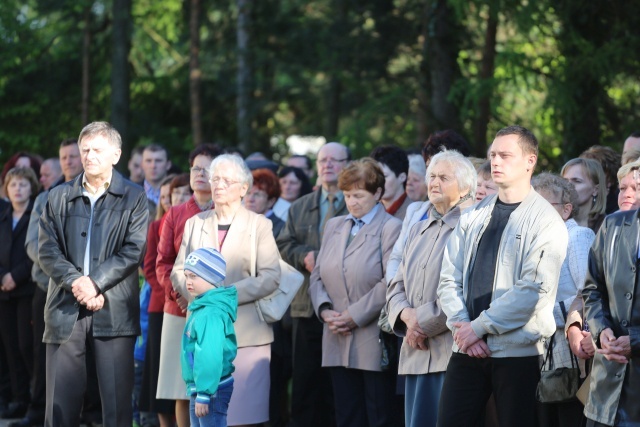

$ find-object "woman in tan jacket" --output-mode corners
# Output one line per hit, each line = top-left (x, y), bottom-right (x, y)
(386, 150), (476, 427)
(310, 158), (402, 427)
(172, 154), (280, 427)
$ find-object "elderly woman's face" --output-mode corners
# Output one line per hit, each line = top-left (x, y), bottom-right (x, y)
(210, 163), (248, 206)
(279, 172), (302, 202)
(406, 170), (428, 201)
(618, 172), (639, 211)
(6, 176), (32, 205)
(344, 186), (381, 219)
(476, 175), (498, 202)
(428, 161), (461, 211)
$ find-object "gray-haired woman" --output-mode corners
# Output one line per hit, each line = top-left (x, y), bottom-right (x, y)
(172, 154), (281, 427)
(386, 150), (476, 427)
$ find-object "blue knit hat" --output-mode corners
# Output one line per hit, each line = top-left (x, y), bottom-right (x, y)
(184, 247), (227, 287)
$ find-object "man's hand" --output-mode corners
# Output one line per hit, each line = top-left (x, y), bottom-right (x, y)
(195, 402), (209, 417)
(85, 294), (105, 311)
(303, 251), (316, 273)
(453, 321), (481, 353)
(598, 329), (631, 364)
(400, 308), (428, 350)
(1, 273), (16, 292)
(567, 325), (593, 359)
(72, 276), (99, 304)
(466, 340), (492, 358)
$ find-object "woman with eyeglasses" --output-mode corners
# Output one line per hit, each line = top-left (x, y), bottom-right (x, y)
(155, 145), (220, 427)
(172, 154), (281, 427)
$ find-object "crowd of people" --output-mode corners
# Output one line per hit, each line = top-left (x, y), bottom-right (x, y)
(0, 122), (639, 427)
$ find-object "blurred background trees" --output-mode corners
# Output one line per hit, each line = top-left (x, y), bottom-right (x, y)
(1, 0), (639, 170)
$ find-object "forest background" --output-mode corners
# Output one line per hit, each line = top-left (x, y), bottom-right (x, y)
(1, 0), (639, 171)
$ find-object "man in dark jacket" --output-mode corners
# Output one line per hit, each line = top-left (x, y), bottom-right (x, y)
(583, 208), (640, 426)
(39, 121), (148, 427)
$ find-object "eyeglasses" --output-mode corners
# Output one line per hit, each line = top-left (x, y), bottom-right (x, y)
(190, 166), (210, 176)
(210, 177), (240, 187)
(317, 157), (348, 166)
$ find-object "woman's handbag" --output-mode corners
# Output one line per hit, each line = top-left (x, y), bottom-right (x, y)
(249, 215), (304, 323)
(536, 302), (581, 403)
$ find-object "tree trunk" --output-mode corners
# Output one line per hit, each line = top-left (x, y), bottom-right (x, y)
(416, 1), (432, 146)
(189, 0), (203, 146)
(81, 6), (92, 126)
(472, 7), (498, 155)
(424, 0), (461, 131)
(236, 0), (252, 153)
(111, 0), (132, 155)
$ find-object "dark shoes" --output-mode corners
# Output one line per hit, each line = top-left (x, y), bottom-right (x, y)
(8, 415), (44, 427)
(0, 402), (28, 419)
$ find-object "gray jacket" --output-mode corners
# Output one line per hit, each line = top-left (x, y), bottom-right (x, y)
(438, 189), (568, 357)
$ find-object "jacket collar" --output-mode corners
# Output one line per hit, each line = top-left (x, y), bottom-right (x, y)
(419, 203), (460, 235)
(68, 169), (125, 201)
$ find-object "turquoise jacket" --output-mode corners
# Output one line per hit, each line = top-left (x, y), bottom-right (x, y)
(181, 286), (238, 404)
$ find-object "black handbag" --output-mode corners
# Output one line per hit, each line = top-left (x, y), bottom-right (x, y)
(536, 302), (581, 403)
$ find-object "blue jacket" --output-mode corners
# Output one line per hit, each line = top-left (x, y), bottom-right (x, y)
(181, 285), (237, 404)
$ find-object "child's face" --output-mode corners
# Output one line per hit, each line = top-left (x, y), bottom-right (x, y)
(185, 271), (215, 296)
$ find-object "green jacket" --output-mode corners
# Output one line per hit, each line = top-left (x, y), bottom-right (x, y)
(181, 286), (238, 403)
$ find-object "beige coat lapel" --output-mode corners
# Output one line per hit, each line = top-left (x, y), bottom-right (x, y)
(344, 205), (385, 259)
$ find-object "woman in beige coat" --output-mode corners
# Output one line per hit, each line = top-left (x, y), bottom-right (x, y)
(310, 158), (402, 427)
(172, 154), (280, 427)
(386, 150), (476, 427)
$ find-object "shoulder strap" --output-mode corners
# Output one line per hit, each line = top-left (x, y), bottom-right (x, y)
(250, 214), (257, 278)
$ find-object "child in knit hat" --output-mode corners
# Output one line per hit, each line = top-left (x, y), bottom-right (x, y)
(181, 247), (237, 426)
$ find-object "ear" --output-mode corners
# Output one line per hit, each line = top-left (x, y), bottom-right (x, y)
(592, 185), (599, 197)
(562, 203), (572, 221)
(526, 154), (537, 172)
(112, 148), (122, 166)
(240, 183), (249, 198)
(165, 161), (172, 172)
(374, 187), (383, 201)
(398, 172), (407, 184)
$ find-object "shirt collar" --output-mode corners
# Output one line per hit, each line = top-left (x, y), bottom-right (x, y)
(321, 187), (344, 203)
(82, 171), (112, 195)
(345, 202), (380, 225)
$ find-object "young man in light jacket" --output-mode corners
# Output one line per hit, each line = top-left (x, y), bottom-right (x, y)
(436, 126), (568, 427)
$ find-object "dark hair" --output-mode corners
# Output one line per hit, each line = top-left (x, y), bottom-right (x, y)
(421, 130), (471, 162)
(369, 146), (409, 189)
(60, 138), (78, 148)
(143, 143), (169, 158)
(579, 145), (621, 188)
(629, 131), (640, 138)
(289, 155), (313, 171)
(3, 167), (40, 202)
(188, 143), (223, 166)
(278, 166), (313, 198)
(169, 173), (191, 195)
(252, 169), (281, 201)
(130, 146), (145, 157)
(78, 121), (122, 148)
(338, 158), (385, 198)
(495, 125), (538, 156)
(1, 152), (42, 182)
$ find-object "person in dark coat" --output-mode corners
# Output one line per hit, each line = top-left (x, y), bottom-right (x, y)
(0, 167), (38, 419)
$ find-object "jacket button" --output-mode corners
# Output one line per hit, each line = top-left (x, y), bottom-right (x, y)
(625, 292), (632, 300)
(74, 302), (79, 308)
(81, 231), (87, 237)
(632, 266), (636, 273)
(615, 373), (622, 378)
(621, 320), (628, 327)
(76, 267), (82, 272)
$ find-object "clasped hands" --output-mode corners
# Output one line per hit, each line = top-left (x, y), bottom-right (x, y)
(598, 328), (631, 364)
(1, 272), (16, 292)
(321, 309), (357, 336)
(567, 324), (596, 359)
(400, 308), (428, 350)
(71, 276), (104, 311)
(453, 321), (492, 358)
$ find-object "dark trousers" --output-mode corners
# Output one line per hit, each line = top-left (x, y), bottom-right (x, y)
(330, 367), (395, 427)
(0, 297), (33, 404)
(27, 287), (47, 419)
(538, 399), (585, 427)
(437, 353), (540, 427)
(45, 312), (135, 427)
(289, 316), (334, 427)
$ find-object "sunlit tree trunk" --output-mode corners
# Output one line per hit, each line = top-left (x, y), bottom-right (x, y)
(473, 7), (497, 154)
(111, 0), (132, 153)
(189, 0), (203, 146)
(236, 0), (252, 153)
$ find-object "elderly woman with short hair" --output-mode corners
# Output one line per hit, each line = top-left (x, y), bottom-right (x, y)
(172, 154), (280, 427)
(386, 151), (476, 427)
(616, 160), (640, 212)
(406, 154), (428, 202)
(310, 158), (402, 427)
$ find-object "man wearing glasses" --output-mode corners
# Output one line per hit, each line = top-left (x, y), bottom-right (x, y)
(277, 142), (351, 427)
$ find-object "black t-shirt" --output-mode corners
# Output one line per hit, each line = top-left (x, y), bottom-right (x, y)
(466, 199), (520, 322)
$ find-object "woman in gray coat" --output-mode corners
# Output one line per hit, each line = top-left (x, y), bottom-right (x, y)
(386, 151), (476, 427)
(310, 158), (402, 427)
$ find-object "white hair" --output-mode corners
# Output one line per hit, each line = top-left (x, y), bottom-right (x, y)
(209, 154), (253, 188)
(426, 150), (477, 199)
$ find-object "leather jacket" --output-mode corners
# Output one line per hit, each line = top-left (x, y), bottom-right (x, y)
(583, 209), (640, 426)
(39, 170), (148, 343)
